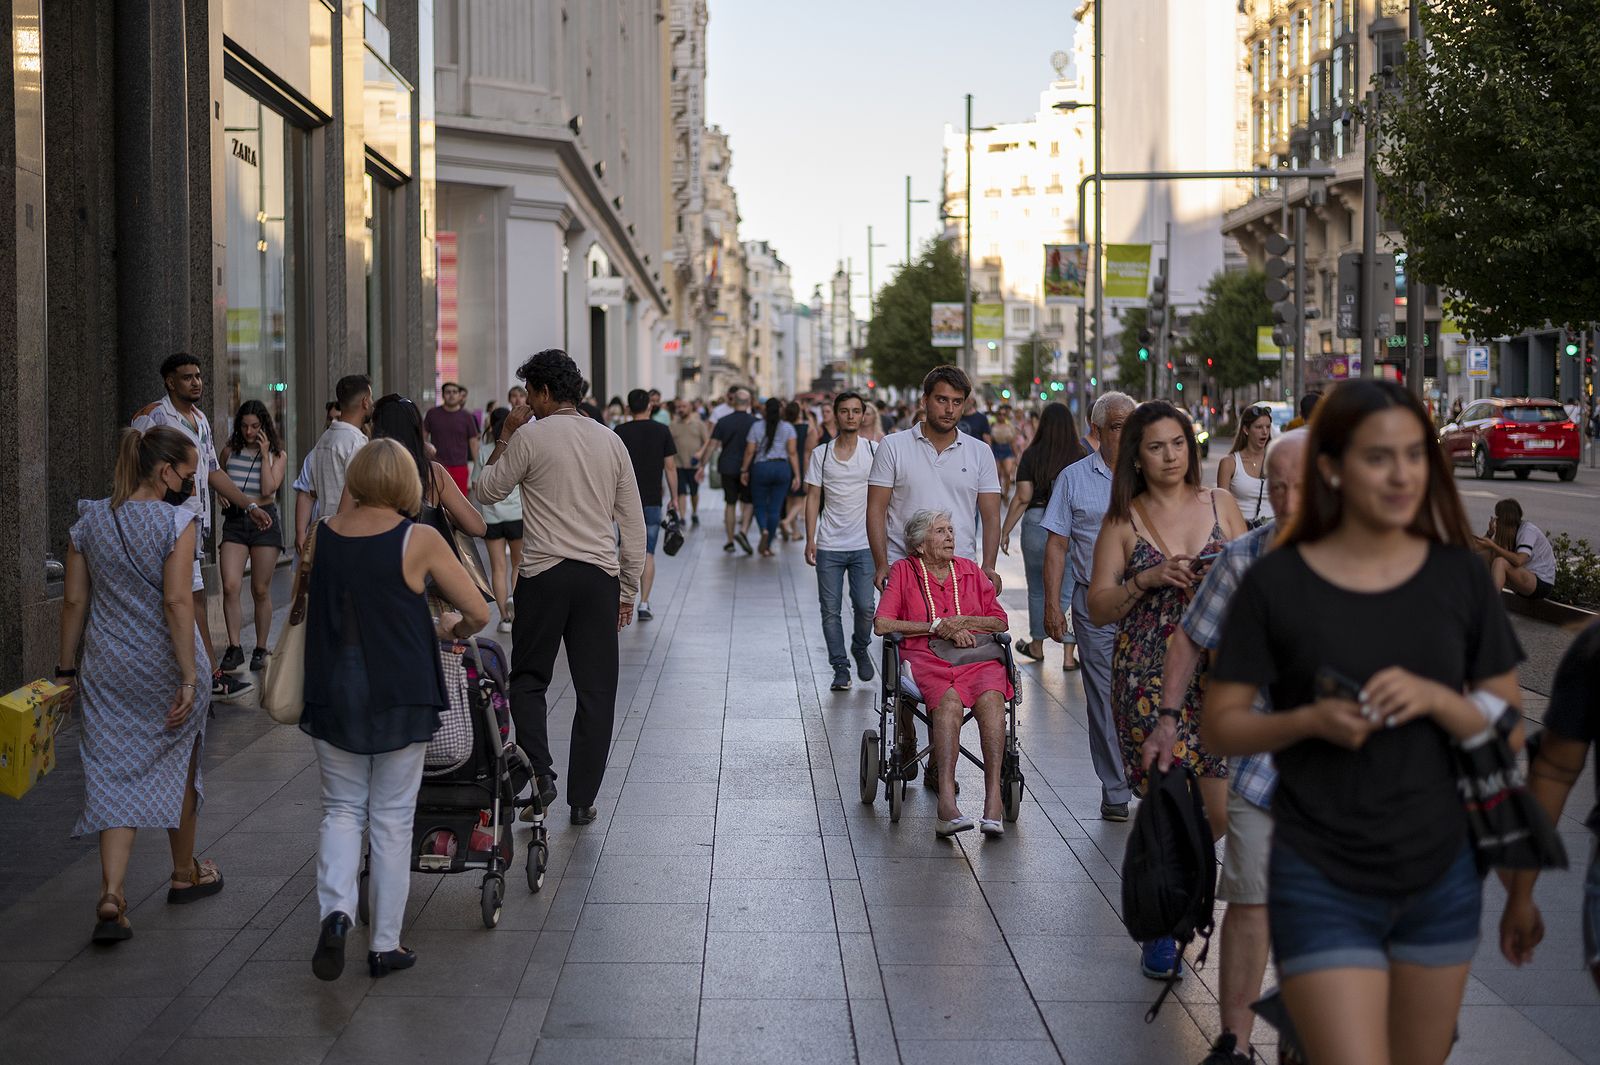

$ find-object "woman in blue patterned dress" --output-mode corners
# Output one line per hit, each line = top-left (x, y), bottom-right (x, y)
(56, 426), (223, 943)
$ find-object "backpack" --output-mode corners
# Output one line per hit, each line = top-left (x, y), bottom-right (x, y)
(1120, 765), (1217, 1022)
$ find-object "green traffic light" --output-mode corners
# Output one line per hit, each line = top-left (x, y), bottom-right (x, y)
(1175, 382), (1184, 391)
(1040, 392), (1049, 401)
(1000, 388), (1011, 399)
(1566, 343), (1580, 357)
(1089, 376), (1098, 387)
(1138, 347), (1149, 361)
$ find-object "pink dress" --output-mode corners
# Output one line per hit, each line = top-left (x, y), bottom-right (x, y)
(876, 557), (1013, 705)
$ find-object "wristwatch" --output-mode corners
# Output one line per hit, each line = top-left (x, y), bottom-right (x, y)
(1157, 706), (1180, 723)
(246, 502), (259, 512)
(928, 616), (940, 634)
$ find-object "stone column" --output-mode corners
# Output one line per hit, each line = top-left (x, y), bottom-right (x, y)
(113, 0), (191, 421)
(565, 228), (596, 383)
(506, 199), (568, 383)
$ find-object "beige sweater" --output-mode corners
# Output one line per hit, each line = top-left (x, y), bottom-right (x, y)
(475, 410), (647, 601)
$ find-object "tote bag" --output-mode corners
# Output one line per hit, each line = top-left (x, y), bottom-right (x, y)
(262, 521), (320, 724)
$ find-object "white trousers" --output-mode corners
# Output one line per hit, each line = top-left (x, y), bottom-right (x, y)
(313, 739), (428, 953)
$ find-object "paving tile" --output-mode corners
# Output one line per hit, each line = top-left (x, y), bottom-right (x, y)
(616, 781), (718, 818)
(323, 995), (511, 1064)
(714, 797), (823, 835)
(1447, 1004), (1585, 1064)
(0, 900), (101, 961)
(896, 1040), (1064, 1065)
(530, 1037), (695, 1065)
(880, 963), (1048, 1041)
(126, 874), (292, 931)
(1515, 1005), (1600, 1065)
(632, 728), (724, 756)
(980, 879), (1127, 937)
(838, 931), (885, 1000)
(33, 928), (234, 998)
(1009, 934), (1168, 1002)
(618, 753), (722, 783)
(1039, 1001), (1212, 1064)
(155, 1036), (336, 1065)
(864, 904), (1014, 967)
(568, 903), (708, 963)
(696, 998), (854, 1065)
(711, 833), (826, 879)
(586, 854), (711, 905)
(186, 958), (369, 1037)
(0, 995), (172, 1062)
(363, 929), (537, 998)
(831, 879), (870, 934)
(597, 814), (717, 857)
(0, 960), (59, 1016)
(702, 930), (845, 999)
(541, 962), (702, 1039)
(709, 878), (836, 932)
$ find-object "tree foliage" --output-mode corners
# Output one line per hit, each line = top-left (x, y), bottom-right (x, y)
(1115, 307), (1152, 396)
(1186, 269), (1273, 390)
(1374, 2), (1600, 337)
(866, 238), (969, 390)
(1010, 338), (1055, 400)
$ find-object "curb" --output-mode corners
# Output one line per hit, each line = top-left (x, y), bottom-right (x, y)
(1503, 590), (1598, 627)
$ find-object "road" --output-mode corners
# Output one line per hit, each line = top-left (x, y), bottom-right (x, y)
(1198, 442), (1599, 545)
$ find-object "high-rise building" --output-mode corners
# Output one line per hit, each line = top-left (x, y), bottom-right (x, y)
(434, 0), (674, 411)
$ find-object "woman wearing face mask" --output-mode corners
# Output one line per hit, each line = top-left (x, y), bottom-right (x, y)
(1218, 405), (1275, 527)
(1203, 380), (1523, 1065)
(56, 426), (223, 943)
(217, 400), (287, 675)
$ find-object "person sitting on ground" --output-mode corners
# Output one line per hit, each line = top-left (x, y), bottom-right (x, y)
(874, 509), (1012, 838)
(1476, 498), (1556, 600)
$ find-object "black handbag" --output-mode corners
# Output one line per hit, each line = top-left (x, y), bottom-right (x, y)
(1456, 718), (1568, 872)
(662, 509), (685, 556)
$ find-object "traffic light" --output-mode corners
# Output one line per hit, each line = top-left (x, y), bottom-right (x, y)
(1265, 231), (1295, 350)
(1138, 347), (1150, 362)
(1148, 271), (1168, 336)
(1205, 357), (1214, 367)
(1175, 382), (1184, 392)
(1165, 361), (1174, 371)
(1000, 388), (1011, 399)
(1565, 341), (1580, 357)
(1033, 376), (1041, 385)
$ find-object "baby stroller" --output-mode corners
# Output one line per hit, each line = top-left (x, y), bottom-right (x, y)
(357, 637), (547, 930)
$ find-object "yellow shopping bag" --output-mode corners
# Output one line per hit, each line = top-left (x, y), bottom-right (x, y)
(0, 679), (69, 799)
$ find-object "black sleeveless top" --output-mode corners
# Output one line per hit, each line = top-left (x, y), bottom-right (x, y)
(300, 520), (447, 754)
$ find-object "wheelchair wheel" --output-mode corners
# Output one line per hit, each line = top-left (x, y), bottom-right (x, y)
(859, 730), (880, 804)
(1003, 774), (1024, 823)
(888, 777), (905, 823)
(480, 873), (504, 928)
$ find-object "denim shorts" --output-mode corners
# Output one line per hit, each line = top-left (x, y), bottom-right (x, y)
(1268, 839), (1482, 979)
(643, 505), (662, 554)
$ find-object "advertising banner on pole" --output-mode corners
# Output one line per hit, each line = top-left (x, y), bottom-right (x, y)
(973, 303), (1004, 342)
(1044, 244), (1086, 305)
(1103, 243), (1152, 307)
(1257, 326), (1282, 362)
(930, 303), (964, 347)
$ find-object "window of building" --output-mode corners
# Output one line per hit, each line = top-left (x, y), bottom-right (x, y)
(1317, 0), (1334, 49)
(1011, 306), (1031, 330)
(1049, 306), (1063, 327)
(1277, 87), (1290, 141)
(1331, 44), (1346, 106)
(1050, 141), (1059, 156)
(1374, 29), (1405, 77)
(364, 170), (399, 394)
(223, 79), (309, 511)
(1274, 25), (1289, 79)
(1253, 39), (1268, 94)
(1310, 61), (1324, 120)
(1294, 11), (1310, 68)
(1333, 117), (1348, 158)
(1258, 98), (1272, 151)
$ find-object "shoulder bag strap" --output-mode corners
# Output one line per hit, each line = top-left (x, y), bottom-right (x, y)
(1130, 497), (1177, 561)
(288, 520), (321, 626)
(1253, 468), (1265, 520)
(111, 506), (165, 593)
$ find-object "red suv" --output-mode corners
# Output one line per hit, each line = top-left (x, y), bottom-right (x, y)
(1440, 398), (1580, 481)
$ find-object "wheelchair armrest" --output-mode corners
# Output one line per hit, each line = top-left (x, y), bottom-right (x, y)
(990, 633), (1011, 647)
(887, 632), (904, 645)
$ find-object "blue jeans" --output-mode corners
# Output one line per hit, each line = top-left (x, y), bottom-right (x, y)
(816, 548), (875, 670)
(1020, 509), (1049, 645)
(750, 459), (790, 535)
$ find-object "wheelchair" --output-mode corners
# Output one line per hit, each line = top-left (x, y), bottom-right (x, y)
(858, 631), (1024, 824)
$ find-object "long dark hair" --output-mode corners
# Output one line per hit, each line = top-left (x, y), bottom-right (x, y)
(1491, 498), (1523, 554)
(762, 396), (783, 454)
(1027, 402), (1085, 491)
(1280, 379), (1472, 548)
(1106, 400), (1201, 523)
(226, 399), (284, 457)
(370, 393), (431, 507)
(1231, 404), (1271, 454)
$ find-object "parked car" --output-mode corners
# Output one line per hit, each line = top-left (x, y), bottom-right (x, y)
(1262, 401), (1294, 434)
(1439, 398), (1580, 481)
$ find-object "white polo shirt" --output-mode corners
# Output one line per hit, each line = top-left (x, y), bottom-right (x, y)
(869, 422), (1001, 562)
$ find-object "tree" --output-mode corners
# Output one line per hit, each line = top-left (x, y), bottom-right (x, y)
(1010, 338), (1055, 400)
(1186, 269), (1273, 390)
(1374, 2), (1600, 337)
(866, 238), (969, 390)
(1115, 307), (1152, 396)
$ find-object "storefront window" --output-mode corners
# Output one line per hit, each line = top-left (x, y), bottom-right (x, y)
(223, 80), (305, 516)
(364, 170), (397, 393)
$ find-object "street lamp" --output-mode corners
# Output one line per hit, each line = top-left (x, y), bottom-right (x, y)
(1052, 98), (1096, 409)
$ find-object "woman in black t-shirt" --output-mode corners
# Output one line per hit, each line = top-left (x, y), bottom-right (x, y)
(999, 402), (1085, 665)
(1203, 380), (1523, 1065)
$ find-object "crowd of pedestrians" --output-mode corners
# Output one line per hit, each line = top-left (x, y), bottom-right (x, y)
(47, 346), (1598, 1063)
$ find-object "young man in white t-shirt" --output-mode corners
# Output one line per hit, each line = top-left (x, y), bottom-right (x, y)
(805, 391), (879, 691)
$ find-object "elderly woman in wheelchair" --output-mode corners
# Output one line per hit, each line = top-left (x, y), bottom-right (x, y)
(873, 509), (1014, 837)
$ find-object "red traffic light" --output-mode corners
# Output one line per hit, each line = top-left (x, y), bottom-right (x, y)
(1205, 357), (1213, 367)
(1033, 377), (1041, 385)
(1165, 361), (1174, 371)
(867, 379), (876, 388)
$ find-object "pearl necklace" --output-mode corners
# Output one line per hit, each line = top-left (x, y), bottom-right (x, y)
(916, 557), (958, 626)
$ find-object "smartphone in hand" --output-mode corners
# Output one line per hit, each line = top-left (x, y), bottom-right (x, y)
(1314, 665), (1363, 704)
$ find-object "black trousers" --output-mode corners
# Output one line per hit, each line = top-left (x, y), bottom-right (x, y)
(509, 560), (620, 809)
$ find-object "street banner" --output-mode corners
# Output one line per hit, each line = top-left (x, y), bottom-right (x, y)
(930, 302), (964, 347)
(1257, 325), (1282, 362)
(1103, 243), (1152, 307)
(973, 303), (1004, 342)
(1467, 345), (1490, 378)
(1044, 244), (1086, 305)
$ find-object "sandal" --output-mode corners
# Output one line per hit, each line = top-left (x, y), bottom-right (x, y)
(167, 857), (225, 905)
(1016, 640), (1044, 661)
(93, 892), (132, 943)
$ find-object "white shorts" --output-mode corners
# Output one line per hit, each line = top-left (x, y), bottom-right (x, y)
(1219, 789), (1273, 906)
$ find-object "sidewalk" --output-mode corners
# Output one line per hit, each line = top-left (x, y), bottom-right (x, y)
(0, 527), (1594, 1064)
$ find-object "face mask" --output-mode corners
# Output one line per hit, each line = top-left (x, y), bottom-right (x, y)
(164, 473), (196, 507)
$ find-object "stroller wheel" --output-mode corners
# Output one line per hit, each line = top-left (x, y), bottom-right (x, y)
(526, 837), (549, 893)
(480, 873), (504, 929)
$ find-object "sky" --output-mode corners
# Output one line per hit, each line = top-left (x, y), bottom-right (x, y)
(705, 0), (1079, 319)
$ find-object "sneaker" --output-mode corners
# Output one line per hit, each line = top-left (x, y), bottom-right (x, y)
(735, 531), (753, 555)
(212, 670), (254, 702)
(1198, 1032), (1250, 1065)
(219, 645), (244, 673)
(1140, 937), (1183, 981)
(638, 602), (653, 621)
(691, 515), (700, 527)
(249, 648), (267, 672)
(497, 620), (513, 634)
(723, 541), (736, 553)
(1100, 800), (1130, 822)
(830, 669), (851, 691)
(854, 649), (875, 684)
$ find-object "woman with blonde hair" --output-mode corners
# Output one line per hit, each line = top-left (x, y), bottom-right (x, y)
(57, 426), (221, 943)
(304, 438), (489, 982)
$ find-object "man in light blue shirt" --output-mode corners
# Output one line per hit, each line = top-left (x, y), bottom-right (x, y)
(1041, 391), (1135, 818)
